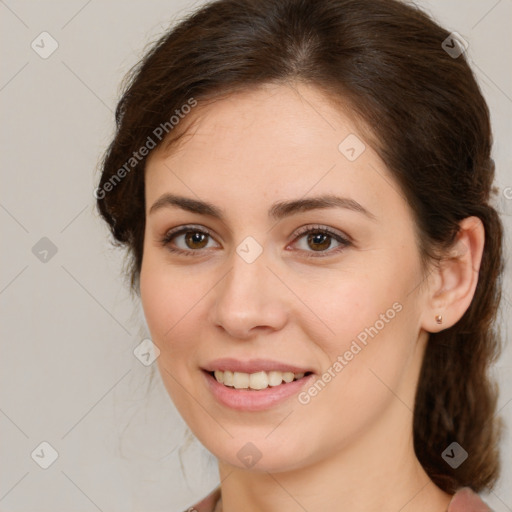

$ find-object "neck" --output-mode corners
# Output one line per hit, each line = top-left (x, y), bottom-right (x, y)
(217, 401), (452, 512)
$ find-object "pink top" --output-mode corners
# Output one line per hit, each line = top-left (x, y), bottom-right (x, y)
(186, 486), (491, 512)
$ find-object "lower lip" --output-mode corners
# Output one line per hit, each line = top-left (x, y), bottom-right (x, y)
(202, 371), (314, 412)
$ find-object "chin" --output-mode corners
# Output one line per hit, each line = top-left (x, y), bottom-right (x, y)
(195, 428), (318, 473)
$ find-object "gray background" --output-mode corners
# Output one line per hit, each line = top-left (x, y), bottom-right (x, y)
(0, 1), (511, 511)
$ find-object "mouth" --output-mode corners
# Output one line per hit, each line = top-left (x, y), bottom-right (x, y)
(201, 360), (315, 411)
(208, 369), (313, 390)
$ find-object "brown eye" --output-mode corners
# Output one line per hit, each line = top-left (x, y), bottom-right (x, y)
(292, 225), (352, 258)
(306, 232), (332, 251)
(161, 225), (219, 255)
(184, 231), (209, 249)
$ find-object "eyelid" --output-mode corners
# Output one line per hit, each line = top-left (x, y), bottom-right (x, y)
(162, 223), (216, 241)
(292, 223), (352, 243)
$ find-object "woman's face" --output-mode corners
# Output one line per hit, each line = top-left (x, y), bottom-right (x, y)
(140, 83), (431, 472)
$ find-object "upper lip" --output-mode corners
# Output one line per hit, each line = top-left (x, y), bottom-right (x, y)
(202, 358), (313, 374)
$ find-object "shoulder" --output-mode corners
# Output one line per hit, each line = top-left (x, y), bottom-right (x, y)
(183, 486), (221, 512)
(448, 487), (492, 512)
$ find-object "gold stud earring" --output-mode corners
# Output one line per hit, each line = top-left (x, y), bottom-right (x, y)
(435, 314), (443, 325)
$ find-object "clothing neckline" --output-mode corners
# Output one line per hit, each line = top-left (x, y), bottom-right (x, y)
(188, 485), (491, 512)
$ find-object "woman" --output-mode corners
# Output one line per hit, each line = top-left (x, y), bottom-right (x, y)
(96, 0), (504, 510)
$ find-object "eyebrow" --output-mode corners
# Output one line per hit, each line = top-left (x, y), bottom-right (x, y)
(148, 193), (376, 221)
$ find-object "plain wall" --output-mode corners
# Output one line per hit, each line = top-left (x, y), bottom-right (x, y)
(1, 1), (511, 510)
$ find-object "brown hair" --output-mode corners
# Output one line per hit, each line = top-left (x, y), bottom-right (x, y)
(96, 0), (504, 493)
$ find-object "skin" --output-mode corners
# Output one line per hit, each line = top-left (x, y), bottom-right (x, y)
(140, 82), (484, 512)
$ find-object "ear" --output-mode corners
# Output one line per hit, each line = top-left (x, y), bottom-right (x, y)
(421, 216), (485, 333)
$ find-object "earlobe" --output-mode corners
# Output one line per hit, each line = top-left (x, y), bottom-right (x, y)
(422, 216), (485, 333)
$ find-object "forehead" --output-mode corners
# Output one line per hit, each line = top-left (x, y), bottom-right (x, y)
(143, 83), (407, 225)
(152, 83), (363, 164)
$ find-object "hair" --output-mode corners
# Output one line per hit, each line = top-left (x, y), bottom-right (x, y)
(96, 0), (504, 493)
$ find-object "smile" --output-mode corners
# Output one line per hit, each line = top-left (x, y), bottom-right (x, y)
(211, 370), (309, 390)
(202, 360), (314, 411)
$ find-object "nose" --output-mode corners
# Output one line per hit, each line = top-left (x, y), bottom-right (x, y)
(208, 247), (289, 340)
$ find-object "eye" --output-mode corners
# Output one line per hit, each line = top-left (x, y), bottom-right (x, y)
(160, 225), (219, 256)
(290, 224), (351, 257)
(160, 223), (351, 258)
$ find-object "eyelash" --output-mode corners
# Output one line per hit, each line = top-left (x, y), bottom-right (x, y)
(160, 224), (352, 258)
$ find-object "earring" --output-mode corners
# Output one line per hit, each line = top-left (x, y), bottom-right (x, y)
(435, 314), (443, 325)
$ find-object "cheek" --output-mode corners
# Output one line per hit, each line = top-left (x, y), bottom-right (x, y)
(296, 264), (405, 356)
(140, 253), (192, 359)
(296, 253), (420, 397)
(139, 251), (218, 381)
(139, 266), (170, 342)
(301, 270), (420, 425)
(140, 259), (201, 405)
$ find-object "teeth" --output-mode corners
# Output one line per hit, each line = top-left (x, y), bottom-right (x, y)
(282, 372), (294, 383)
(268, 371), (283, 387)
(249, 371), (268, 390)
(233, 372), (249, 389)
(212, 370), (307, 390)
